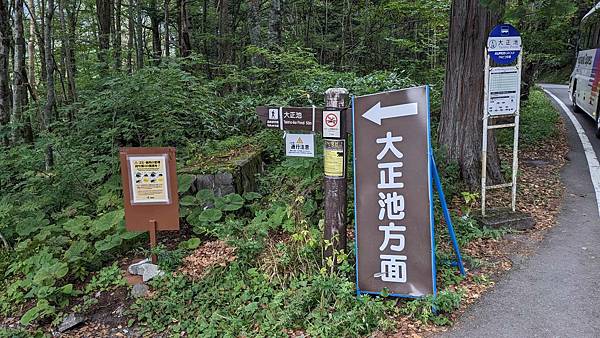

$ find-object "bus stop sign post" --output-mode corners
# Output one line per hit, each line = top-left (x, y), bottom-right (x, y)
(481, 23), (523, 217)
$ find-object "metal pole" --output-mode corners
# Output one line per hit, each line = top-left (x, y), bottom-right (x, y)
(511, 53), (523, 212)
(481, 50), (490, 217)
(149, 219), (157, 263)
(431, 155), (466, 276)
(323, 88), (349, 257)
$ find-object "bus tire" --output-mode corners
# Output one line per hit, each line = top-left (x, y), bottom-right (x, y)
(572, 84), (581, 113)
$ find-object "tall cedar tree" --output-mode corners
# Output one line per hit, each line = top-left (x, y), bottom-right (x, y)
(0, 0), (9, 145)
(439, 0), (505, 188)
(12, 0), (29, 142)
(43, 0), (55, 169)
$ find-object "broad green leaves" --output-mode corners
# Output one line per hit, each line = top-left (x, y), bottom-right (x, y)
(178, 174), (195, 193)
(179, 237), (202, 250)
(215, 194), (244, 211)
(199, 209), (222, 223)
(20, 300), (55, 326)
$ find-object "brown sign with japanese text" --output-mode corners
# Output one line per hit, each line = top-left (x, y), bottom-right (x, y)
(256, 106), (350, 136)
(353, 86), (434, 297)
(119, 147), (179, 231)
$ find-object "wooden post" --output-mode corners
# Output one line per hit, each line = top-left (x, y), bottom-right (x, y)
(149, 219), (157, 263)
(323, 88), (349, 257)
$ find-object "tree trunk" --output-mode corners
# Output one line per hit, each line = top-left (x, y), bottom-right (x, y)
(248, 0), (261, 66)
(268, 0), (281, 48)
(12, 0), (27, 142)
(149, 0), (162, 65)
(38, 0), (47, 80)
(127, 0), (133, 72)
(0, 0), (10, 145)
(202, 0), (210, 76)
(135, 0), (143, 68)
(43, 0), (55, 169)
(58, 0), (76, 101)
(217, 0), (231, 64)
(163, 0), (169, 57)
(438, 0), (505, 189)
(114, 0), (122, 69)
(28, 0), (36, 93)
(96, 0), (112, 70)
(178, 0), (191, 57)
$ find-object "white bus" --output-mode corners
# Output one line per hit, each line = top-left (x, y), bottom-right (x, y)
(570, 3), (600, 138)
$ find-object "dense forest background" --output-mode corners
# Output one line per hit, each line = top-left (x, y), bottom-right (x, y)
(0, 0), (596, 335)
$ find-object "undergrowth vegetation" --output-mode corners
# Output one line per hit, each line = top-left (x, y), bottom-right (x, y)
(0, 50), (560, 336)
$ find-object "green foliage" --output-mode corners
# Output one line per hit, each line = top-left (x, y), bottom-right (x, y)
(84, 263), (127, 294)
(133, 266), (393, 338)
(497, 88), (561, 148)
(400, 289), (464, 325)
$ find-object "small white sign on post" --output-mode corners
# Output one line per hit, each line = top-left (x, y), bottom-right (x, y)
(285, 133), (315, 157)
(322, 110), (341, 138)
(488, 66), (520, 116)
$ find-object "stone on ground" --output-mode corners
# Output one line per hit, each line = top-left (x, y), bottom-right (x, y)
(131, 284), (149, 298)
(58, 313), (86, 332)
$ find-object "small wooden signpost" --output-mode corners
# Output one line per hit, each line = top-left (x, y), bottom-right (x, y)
(119, 147), (180, 263)
(257, 90), (351, 255)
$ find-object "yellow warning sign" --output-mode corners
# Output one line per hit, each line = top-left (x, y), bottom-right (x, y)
(128, 155), (170, 204)
(324, 140), (345, 177)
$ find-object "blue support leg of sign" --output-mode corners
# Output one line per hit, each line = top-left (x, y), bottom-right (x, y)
(430, 153), (466, 276)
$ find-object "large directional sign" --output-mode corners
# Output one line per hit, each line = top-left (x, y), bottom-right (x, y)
(353, 86), (434, 297)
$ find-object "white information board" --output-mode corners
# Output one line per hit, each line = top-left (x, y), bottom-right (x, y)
(487, 66), (519, 116)
(285, 133), (315, 157)
(128, 155), (170, 204)
(322, 110), (341, 138)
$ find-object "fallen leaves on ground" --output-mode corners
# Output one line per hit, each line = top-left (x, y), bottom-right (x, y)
(178, 240), (237, 280)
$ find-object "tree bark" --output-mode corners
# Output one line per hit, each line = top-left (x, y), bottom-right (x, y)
(438, 0), (505, 189)
(58, 0), (76, 101)
(114, 0), (122, 69)
(0, 0), (10, 145)
(177, 0), (191, 57)
(163, 0), (169, 57)
(127, 0), (133, 72)
(28, 0), (36, 93)
(268, 0), (281, 48)
(135, 0), (143, 68)
(43, 0), (55, 169)
(12, 0), (28, 142)
(217, 0), (231, 64)
(96, 0), (112, 70)
(248, 0), (261, 66)
(149, 0), (162, 64)
(37, 0), (47, 81)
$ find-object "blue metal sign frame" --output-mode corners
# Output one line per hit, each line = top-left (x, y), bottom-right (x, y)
(351, 86), (465, 300)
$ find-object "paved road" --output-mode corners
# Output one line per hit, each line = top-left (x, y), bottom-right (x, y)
(437, 84), (600, 338)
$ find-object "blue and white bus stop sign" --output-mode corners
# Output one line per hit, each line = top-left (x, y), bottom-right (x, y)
(487, 24), (521, 65)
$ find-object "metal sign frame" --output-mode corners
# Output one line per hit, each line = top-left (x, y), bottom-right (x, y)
(481, 46), (522, 216)
(352, 87), (465, 299)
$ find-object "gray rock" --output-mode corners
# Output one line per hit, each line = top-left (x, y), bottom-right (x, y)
(141, 263), (164, 282)
(127, 258), (151, 275)
(58, 313), (86, 332)
(131, 284), (149, 298)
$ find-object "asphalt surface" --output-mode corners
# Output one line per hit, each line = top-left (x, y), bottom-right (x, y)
(437, 84), (600, 338)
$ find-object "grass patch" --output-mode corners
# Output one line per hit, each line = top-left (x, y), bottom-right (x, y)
(497, 88), (560, 148)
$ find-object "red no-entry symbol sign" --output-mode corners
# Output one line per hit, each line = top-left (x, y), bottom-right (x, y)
(325, 113), (338, 127)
